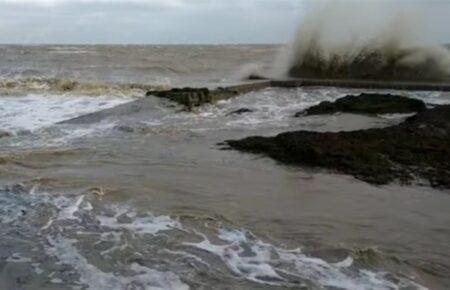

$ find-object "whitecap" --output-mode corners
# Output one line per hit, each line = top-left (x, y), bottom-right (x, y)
(184, 228), (427, 290)
(45, 235), (188, 290)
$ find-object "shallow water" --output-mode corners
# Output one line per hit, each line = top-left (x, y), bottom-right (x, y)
(0, 45), (450, 289)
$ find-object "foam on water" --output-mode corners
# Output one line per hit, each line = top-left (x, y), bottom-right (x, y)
(45, 235), (188, 290)
(202, 88), (449, 129)
(0, 188), (189, 290)
(184, 229), (426, 290)
(0, 187), (428, 290)
(0, 94), (132, 133)
(124, 87), (342, 133)
(97, 206), (181, 235)
(1, 87), (448, 149)
(136, 87), (450, 133)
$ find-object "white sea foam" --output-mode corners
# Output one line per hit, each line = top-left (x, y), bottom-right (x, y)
(146, 87), (338, 131)
(148, 87), (449, 132)
(184, 228), (427, 290)
(96, 205), (181, 235)
(0, 188), (429, 290)
(45, 235), (188, 290)
(42, 195), (188, 289)
(6, 253), (32, 263)
(0, 94), (131, 132)
(1, 88), (446, 144)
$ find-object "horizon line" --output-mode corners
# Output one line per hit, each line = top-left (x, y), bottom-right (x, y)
(0, 42), (286, 46)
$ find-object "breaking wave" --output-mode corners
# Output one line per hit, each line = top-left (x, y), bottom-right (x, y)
(0, 184), (428, 289)
(0, 77), (169, 96)
(0, 93), (131, 132)
(282, 1), (450, 81)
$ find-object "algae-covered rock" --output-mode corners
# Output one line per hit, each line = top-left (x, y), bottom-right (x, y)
(225, 105), (450, 188)
(295, 93), (426, 117)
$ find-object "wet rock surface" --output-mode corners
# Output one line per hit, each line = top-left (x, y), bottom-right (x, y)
(225, 105), (450, 188)
(226, 108), (254, 116)
(295, 93), (427, 117)
(246, 74), (268, 80)
(148, 87), (238, 109)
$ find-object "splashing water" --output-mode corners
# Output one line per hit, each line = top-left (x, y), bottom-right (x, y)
(0, 186), (428, 290)
(280, 1), (450, 81)
(0, 94), (132, 133)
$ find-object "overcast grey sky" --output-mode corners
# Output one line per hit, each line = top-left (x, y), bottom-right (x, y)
(0, 0), (448, 44)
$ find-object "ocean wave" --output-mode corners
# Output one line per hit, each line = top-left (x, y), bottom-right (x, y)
(0, 93), (131, 132)
(1, 87), (448, 153)
(0, 77), (169, 96)
(0, 185), (429, 290)
(281, 1), (450, 81)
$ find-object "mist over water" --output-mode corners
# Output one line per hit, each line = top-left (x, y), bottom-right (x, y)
(282, 1), (450, 81)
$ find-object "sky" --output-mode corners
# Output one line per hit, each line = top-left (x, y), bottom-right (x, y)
(0, 0), (448, 44)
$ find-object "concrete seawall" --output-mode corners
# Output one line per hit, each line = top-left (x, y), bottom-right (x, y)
(271, 78), (450, 92)
(215, 78), (450, 94)
(148, 78), (450, 108)
(60, 78), (449, 124)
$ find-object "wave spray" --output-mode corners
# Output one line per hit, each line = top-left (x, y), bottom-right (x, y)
(280, 0), (450, 81)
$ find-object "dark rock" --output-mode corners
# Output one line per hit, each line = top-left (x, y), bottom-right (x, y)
(247, 74), (268, 80)
(4, 183), (28, 194)
(116, 213), (133, 224)
(147, 87), (211, 109)
(226, 108), (254, 116)
(352, 248), (383, 267)
(295, 93), (427, 117)
(0, 130), (12, 138)
(225, 105), (450, 188)
(114, 125), (135, 133)
(147, 87), (238, 110)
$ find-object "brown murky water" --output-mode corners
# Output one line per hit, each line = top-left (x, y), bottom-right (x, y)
(0, 45), (449, 289)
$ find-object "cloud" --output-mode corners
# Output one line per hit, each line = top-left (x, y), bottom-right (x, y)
(0, 0), (446, 44)
(0, 0), (188, 8)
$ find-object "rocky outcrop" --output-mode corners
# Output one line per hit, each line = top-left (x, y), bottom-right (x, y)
(225, 105), (450, 188)
(146, 81), (272, 109)
(295, 93), (426, 117)
(147, 87), (238, 110)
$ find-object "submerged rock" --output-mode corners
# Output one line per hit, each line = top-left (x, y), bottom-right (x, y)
(114, 125), (135, 133)
(226, 108), (254, 116)
(295, 93), (426, 117)
(3, 183), (28, 194)
(225, 105), (450, 188)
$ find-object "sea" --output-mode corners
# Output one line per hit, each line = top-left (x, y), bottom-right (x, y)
(0, 44), (449, 290)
